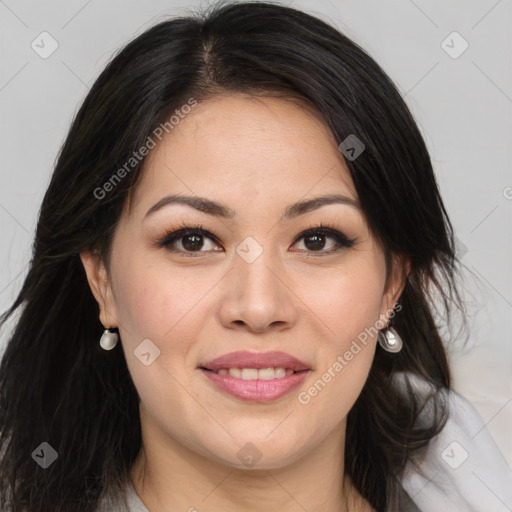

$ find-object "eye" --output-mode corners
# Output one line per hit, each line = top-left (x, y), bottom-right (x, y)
(291, 224), (357, 256)
(156, 222), (222, 257)
(155, 222), (358, 257)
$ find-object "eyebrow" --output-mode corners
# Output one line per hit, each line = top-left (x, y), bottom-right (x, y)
(144, 193), (360, 221)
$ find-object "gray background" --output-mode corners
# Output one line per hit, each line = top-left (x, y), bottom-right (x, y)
(1, 0), (511, 470)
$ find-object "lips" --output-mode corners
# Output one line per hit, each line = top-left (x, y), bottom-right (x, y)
(198, 350), (311, 403)
(200, 350), (310, 372)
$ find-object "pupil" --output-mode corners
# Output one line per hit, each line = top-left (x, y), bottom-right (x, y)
(304, 234), (325, 251)
(183, 234), (203, 251)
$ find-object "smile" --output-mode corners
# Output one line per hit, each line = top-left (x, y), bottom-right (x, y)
(206, 367), (295, 379)
(199, 350), (311, 402)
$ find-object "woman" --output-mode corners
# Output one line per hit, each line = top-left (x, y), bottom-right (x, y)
(1, 2), (507, 511)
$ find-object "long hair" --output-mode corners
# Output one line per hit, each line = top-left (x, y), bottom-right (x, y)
(0, 2), (467, 511)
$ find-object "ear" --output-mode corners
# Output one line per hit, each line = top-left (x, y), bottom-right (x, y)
(80, 250), (119, 328)
(379, 254), (411, 321)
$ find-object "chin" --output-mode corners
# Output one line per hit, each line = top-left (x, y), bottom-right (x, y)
(199, 430), (312, 471)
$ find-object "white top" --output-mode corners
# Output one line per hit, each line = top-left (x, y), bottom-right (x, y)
(401, 387), (512, 512)
(125, 482), (149, 512)
(99, 389), (512, 511)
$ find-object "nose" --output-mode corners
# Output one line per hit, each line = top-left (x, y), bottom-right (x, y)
(217, 246), (299, 334)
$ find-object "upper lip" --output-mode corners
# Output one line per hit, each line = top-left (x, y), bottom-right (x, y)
(200, 350), (310, 371)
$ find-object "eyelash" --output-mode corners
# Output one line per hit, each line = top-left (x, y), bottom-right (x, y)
(155, 221), (358, 258)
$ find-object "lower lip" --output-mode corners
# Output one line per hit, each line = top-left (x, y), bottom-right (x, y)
(200, 369), (310, 403)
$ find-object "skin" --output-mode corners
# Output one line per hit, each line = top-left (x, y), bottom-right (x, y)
(81, 93), (409, 511)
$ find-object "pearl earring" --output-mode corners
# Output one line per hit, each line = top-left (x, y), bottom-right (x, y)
(377, 326), (403, 353)
(99, 328), (118, 350)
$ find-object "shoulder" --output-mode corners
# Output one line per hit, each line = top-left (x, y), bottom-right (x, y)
(125, 480), (150, 512)
(400, 383), (512, 512)
(95, 479), (149, 512)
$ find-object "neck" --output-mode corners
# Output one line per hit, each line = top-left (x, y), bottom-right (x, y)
(130, 407), (373, 512)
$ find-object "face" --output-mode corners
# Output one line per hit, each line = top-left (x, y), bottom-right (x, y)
(82, 93), (406, 470)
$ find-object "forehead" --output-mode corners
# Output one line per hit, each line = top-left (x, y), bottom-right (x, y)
(127, 93), (358, 220)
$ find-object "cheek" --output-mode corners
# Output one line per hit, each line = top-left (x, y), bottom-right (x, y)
(110, 254), (207, 423)
(111, 252), (208, 342)
(304, 259), (385, 349)
(296, 259), (384, 413)
(109, 250), (219, 404)
(322, 278), (382, 333)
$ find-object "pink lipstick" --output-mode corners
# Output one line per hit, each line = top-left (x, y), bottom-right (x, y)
(199, 350), (310, 403)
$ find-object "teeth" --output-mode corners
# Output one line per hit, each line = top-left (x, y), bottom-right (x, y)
(258, 367), (275, 380)
(228, 368), (242, 378)
(241, 368), (259, 380)
(214, 367), (296, 380)
(275, 367), (286, 378)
